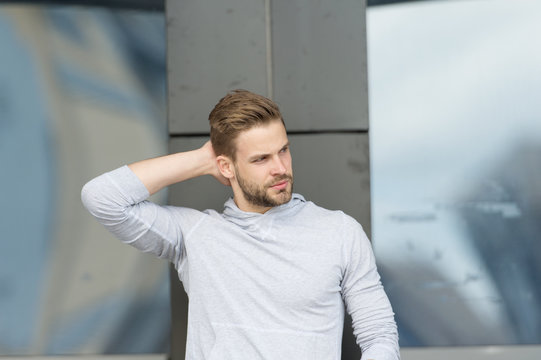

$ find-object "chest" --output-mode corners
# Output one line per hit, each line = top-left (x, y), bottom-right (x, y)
(183, 222), (344, 312)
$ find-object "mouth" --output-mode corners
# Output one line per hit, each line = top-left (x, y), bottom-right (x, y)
(270, 180), (289, 191)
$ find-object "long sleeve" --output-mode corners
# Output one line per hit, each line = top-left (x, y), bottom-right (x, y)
(81, 165), (199, 265)
(340, 215), (400, 360)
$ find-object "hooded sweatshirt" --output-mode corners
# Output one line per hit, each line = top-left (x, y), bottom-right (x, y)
(81, 165), (400, 360)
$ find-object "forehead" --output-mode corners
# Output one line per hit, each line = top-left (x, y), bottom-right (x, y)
(234, 120), (288, 157)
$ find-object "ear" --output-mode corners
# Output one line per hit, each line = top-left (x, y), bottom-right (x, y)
(216, 155), (235, 179)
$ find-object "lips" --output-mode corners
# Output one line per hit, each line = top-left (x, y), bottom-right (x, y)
(270, 180), (288, 190)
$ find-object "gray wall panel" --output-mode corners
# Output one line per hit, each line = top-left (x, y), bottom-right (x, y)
(290, 133), (371, 236)
(167, 0), (268, 134)
(167, 1), (371, 358)
(272, 0), (369, 131)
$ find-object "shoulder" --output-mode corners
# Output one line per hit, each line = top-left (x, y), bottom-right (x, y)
(167, 205), (226, 222)
(298, 196), (360, 227)
(299, 197), (370, 240)
(156, 204), (225, 232)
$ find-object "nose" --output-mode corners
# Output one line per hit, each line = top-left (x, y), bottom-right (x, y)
(270, 155), (287, 175)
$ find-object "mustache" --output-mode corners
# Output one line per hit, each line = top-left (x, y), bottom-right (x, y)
(269, 174), (293, 186)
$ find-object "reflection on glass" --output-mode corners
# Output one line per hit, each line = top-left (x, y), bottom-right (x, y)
(368, 0), (541, 346)
(0, 5), (168, 355)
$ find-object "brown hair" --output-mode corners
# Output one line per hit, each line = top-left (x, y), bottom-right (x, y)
(209, 89), (284, 160)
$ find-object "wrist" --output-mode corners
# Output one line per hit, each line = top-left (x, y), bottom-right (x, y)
(195, 144), (218, 177)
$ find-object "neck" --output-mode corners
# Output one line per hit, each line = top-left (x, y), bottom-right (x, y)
(233, 195), (272, 214)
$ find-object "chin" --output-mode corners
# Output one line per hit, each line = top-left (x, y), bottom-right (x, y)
(273, 190), (292, 205)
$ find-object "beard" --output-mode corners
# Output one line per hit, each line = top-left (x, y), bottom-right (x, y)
(234, 166), (294, 208)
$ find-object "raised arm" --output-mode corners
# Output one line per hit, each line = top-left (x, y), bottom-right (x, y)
(129, 140), (230, 195)
(81, 141), (228, 263)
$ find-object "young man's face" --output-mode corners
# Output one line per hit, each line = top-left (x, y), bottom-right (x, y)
(231, 119), (293, 213)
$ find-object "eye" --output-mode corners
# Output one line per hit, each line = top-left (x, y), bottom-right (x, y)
(252, 156), (267, 163)
(280, 146), (289, 154)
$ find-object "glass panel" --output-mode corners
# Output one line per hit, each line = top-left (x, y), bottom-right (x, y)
(0, 5), (169, 355)
(368, 0), (541, 347)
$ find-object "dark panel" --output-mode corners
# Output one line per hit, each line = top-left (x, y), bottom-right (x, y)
(272, 0), (369, 131)
(166, 0), (268, 135)
(169, 265), (188, 360)
(289, 133), (371, 235)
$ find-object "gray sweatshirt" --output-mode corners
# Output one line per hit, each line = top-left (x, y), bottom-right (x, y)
(81, 165), (400, 360)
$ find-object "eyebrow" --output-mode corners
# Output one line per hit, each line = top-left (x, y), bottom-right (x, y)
(248, 141), (290, 162)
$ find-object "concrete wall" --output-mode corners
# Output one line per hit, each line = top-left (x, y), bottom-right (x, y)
(0, 6), (169, 355)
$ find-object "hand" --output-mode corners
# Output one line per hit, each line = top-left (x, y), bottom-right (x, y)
(201, 141), (231, 186)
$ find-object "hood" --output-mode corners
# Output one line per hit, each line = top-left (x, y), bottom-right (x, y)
(221, 193), (305, 240)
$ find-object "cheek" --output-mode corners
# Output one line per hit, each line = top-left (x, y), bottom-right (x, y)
(246, 167), (268, 183)
(285, 155), (293, 172)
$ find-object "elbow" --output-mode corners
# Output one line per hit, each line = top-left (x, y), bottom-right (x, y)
(81, 178), (101, 214)
(81, 179), (95, 212)
(80, 178), (124, 221)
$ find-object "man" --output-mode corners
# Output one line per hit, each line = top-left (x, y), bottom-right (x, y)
(81, 90), (399, 359)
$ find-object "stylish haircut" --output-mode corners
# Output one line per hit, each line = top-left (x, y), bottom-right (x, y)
(209, 89), (284, 160)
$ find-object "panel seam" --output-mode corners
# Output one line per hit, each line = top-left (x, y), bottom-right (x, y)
(265, 0), (273, 99)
